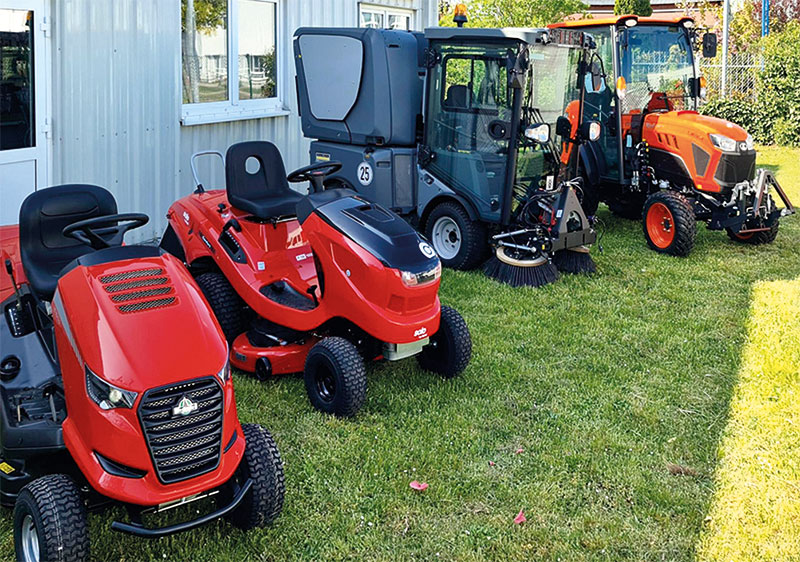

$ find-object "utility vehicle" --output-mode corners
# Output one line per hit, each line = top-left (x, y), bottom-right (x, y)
(1, 184), (284, 562)
(161, 141), (472, 418)
(550, 15), (795, 255)
(293, 21), (602, 282)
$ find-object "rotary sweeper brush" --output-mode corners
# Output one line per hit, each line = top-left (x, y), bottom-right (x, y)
(293, 20), (604, 288)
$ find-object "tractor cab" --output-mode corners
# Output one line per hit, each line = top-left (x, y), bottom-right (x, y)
(421, 27), (598, 225)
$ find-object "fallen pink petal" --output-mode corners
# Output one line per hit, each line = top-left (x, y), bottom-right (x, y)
(409, 480), (428, 491)
(489, 461), (496, 466)
(513, 510), (526, 525)
(515, 448), (524, 455)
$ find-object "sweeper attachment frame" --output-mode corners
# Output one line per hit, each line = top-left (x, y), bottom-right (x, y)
(294, 26), (602, 287)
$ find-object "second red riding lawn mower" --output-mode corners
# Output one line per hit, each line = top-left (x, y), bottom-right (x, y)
(1, 185), (284, 562)
(161, 141), (472, 418)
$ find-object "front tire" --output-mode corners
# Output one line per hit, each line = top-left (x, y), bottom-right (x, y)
(726, 221), (779, 244)
(225, 424), (285, 530)
(424, 202), (487, 270)
(13, 474), (89, 562)
(194, 272), (246, 344)
(304, 337), (367, 417)
(417, 306), (472, 379)
(642, 191), (696, 257)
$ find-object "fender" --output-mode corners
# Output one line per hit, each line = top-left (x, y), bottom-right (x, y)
(421, 193), (479, 229)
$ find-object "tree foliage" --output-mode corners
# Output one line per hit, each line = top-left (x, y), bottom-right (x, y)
(181, 0), (226, 33)
(614, 0), (653, 17)
(438, 0), (586, 28)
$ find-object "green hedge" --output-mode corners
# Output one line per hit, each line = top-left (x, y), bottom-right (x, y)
(701, 21), (800, 147)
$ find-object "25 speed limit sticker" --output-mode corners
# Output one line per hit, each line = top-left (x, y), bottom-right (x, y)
(357, 162), (374, 186)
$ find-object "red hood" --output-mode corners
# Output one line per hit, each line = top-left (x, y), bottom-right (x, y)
(645, 110), (749, 140)
(54, 252), (227, 393)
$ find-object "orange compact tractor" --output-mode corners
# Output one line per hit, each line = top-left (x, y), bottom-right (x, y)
(550, 15), (794, 256)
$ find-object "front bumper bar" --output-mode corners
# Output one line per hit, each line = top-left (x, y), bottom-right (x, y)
(709, 169), (795, 232)
(110, 477), (252, 538)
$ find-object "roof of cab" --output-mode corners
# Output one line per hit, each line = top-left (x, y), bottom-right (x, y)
(425, 27), (548, 45)
(548, 15), (693, 28)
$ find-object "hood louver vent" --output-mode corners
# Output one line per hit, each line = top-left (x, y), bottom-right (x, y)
(99, 267), (178, 314)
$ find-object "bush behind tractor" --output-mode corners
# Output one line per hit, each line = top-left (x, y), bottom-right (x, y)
(550, 15), (795, 256)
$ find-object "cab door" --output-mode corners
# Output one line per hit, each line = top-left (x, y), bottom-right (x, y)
(0, 0), (49, 226)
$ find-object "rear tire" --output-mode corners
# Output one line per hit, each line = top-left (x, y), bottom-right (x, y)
(417, 306), (472, 379)
(424, 202), (487, 270)
(608, 193), (647, 219)
(304, 337), (367, 417)
(225, 424), (285, 530)
(194, 272), (246, 344)
(642, 191), (696, 257)
(13, 474), (89, 562)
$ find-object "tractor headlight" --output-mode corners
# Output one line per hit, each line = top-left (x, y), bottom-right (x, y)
(401, 262), (441, 287)
(85, 366), (138, 410)
(744, 134), (754, 151)
(216, 359), (231, 383)
(709, 133), (737, 153)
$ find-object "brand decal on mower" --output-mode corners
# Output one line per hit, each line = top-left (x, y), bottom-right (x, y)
(419, 242), (436, 259)
(182, 211), (190, 225)
(414, 327), (428, 339)
(172, 396), (199, 417)
(357, 162), (374, 186)
(296, 253), (311, 262)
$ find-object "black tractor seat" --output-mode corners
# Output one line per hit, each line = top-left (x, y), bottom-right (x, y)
(19, 184), (119, 301)
(225, 141), (304, 220)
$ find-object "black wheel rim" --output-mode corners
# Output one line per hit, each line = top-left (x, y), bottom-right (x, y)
(314, 364), (336, 403)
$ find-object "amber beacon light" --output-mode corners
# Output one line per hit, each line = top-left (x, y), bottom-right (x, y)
(454, 3), (468, 27)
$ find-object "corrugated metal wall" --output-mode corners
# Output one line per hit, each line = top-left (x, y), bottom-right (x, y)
(50, 0), (437, 242)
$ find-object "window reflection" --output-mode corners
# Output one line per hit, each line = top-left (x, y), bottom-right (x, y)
(0, 9), (35, 150)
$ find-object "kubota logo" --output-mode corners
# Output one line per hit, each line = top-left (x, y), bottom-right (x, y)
(414, 327), (427, 339)
(172, 396), (198, 417)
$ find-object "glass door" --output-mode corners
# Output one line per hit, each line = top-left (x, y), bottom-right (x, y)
(0, 0), (48, 226)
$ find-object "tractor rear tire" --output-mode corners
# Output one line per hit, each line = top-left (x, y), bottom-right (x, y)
(726, 221), (779, 244)
(13, 474), (89, 562)
(304, 337), (367, 417)
(225, 424), (285, 530)
(195, 272), (246, 344)
(608, 194), (647, 219)
(424, 202), (487, 270)
(642, 191), (697, 257)
(417, 306), (472, 379)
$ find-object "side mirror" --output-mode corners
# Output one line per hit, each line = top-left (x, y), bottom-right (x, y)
(585, 61), (606, 94)
(702, 32), (718, 58)
(556, 116), (572, 138)
(524, 123), (551, 144)
(580, 121), (602, 142)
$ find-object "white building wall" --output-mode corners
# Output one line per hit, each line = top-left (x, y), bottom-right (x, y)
(49, 0), (438, 242)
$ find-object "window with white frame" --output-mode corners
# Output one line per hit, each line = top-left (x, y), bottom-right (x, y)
(181, 0), (285, 125)
(359, 4), (415, 31)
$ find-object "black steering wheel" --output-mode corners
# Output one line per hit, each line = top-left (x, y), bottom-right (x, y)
(287, 161), (343, 193)
(62, 213), (149, 250)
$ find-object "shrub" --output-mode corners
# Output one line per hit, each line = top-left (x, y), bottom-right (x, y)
(614, 0), (653, 16)
(774, 118), (800, 148)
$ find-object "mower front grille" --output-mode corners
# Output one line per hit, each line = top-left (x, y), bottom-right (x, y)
(138, 377), (224, 484)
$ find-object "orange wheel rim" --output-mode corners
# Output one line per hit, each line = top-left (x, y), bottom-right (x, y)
(646, 202), (675, 249)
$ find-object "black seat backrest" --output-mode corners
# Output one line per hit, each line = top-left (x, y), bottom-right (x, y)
(19, 184), (117, 300)
(225, 141), (293, 216)
(444, 85), (469, 109)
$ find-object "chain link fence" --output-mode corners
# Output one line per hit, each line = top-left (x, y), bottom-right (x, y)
(699, 51), (762, 101)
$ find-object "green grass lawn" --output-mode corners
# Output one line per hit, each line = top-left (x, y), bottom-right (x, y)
(2, 147), (798, 561)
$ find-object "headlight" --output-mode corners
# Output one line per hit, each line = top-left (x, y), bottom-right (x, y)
(401, 262), (441, 287)
(85, 366), (138, 410)
(217, 360), (231, 383)
(709, 133), (737, 152)
(744, 134), (754, 151)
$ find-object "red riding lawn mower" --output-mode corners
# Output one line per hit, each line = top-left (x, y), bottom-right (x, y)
(1, 185), (284, 562)
(550, 15), (795, 256)
(160, 141), (472, 418)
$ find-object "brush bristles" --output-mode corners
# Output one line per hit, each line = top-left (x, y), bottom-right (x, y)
(552, 249), (596, 274)
(483, 256), (560, 288)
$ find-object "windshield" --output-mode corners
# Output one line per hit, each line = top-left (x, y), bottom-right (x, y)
(621, 25), (695, 112)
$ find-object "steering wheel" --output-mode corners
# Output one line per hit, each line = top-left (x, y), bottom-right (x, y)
(62, 213), (149, 250)
(287, 161), (342, 184)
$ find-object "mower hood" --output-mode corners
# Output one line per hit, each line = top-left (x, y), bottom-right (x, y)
(298, 189), (440, 274)
(645, 110), (749, 142)
(53, 250), (228, 393)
